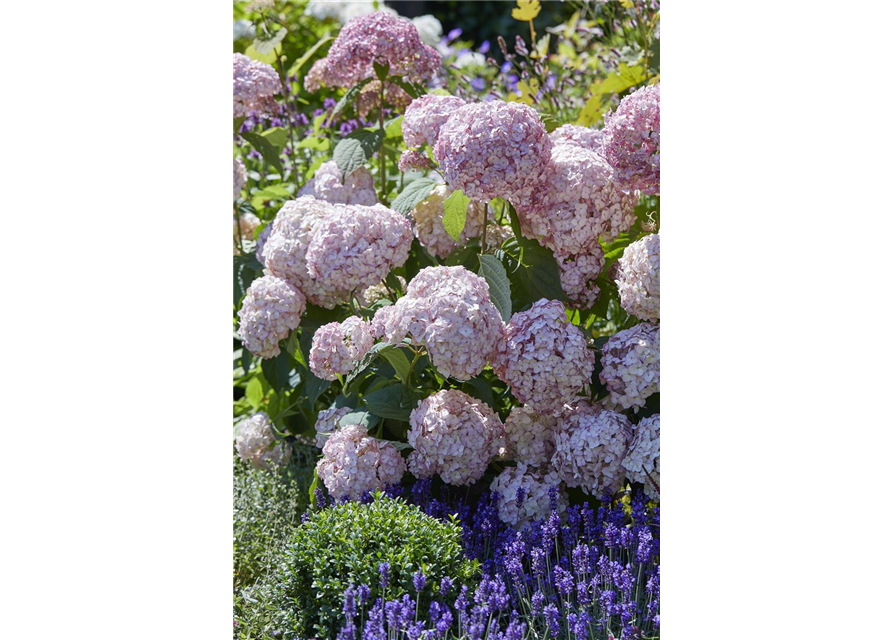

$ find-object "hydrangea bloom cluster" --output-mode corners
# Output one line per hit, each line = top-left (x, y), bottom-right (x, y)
(233, 157), (247, 201)
(359, 275), (405, 306)
(316, 424), (406, 500)
(305, 203), (413, 305)
(493, 299), (595, 416)
(600, 322), (660, 410)
(397, 149), (433, 173)
(371, 266), (504, 380)
(411, 14), (443, 46)
(322, 12), (440, 88)
(402, 94), (467, 149)
(356, 80), (412, 119)
(516, 144), (638, 255)
(623, 413), (660, 499)
(433, 101), (552, 202)
(255, 224), (271, 266)
(235, 412), (291, 470)
(233, 212), (261, 242)
(237, 275), (306, 359)
(616, 233), (660, 320)
(313, 405), (354, 448)
(407, 389), (504, 486)
(298, 160), (378, 206)
(550, 124), (605, 155)
(261, 196), (340, 306)
(603, 83), (660, 195)
(410, 185), (486, 259)
(552, 400), (633, 495)
(309, 316), (375, 381)
(233, 53), (281, 118)
(503, 405), (558, 469)
(490, 464), (568, 526)
(556, 247), (605, 310)
(303, 57), (329, 93)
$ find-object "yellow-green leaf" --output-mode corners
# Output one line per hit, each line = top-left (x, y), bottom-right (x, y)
(511, 0), (541, 22)
(442, 190), (470, 241)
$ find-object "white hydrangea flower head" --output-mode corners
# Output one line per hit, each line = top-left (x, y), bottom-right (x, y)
(503, 405), (559, 469)
(454, 51), (486, 69)
(600, 322), (660, 411)
(255, 224), (271, 266)
(299, 160), (378, 207)
(233, 53), (281, 118)
(236, 412), (292, 470)
(309, 316), (375, 381)
(516, 144), (638, 255)
(237, 275), (306, 359)
(490, 463), (568, 527)
(356, 80), (414, 120)
(260, 195), (340, 307)
(603, 83), (660, 195)
(359, 275), (405, 306)
(316, 424), (406, 500)
(616, 233), (660, 321)
(233, 212), (261, 241)
(412, 14), (443, 46)
(485, 224), (514, 252)
(622, 413), (660, 500)
(313, 405), (354, 448)
(556, 246), (605, 310)
(372, 266), (505, 380)
(411, 185), (486, 259)
(407, 389), (505, 486)
(402, 94), (468, 149)
(305, 203), (413, 306)
(551, 400), (633, 495)
(550, 124), (605, 155)
(234, 157), (248, 201)
(493, 299), (595, 416)
(433, 101), (552, 202)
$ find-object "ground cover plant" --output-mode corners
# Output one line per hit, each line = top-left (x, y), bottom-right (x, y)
(233, 1), (660, 638)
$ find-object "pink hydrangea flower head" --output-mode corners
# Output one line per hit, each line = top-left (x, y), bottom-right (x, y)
(316, 424), (406, 500)
(411, 185), (486, 259)
(550, 124), (605, 155)
(493, 299), (595, 416)
(234, 157), (247, 201)
(616, 233), (660, 320)
(255, 225), (271, 266)
(360, 275), (405, 307)
(309, 316), (375, 381)
(402, 94), (468, 148)
(374, 266), (504, 380)
(233, 53), (281, 118)
(237, 275), (306, 359)
(236, 412), (292, 470)
(490, 463), (568, 526)
(303, 57), (329, 93)
(603, 83), (660, 195)
(407, 389), (504, 485)
(503, 405), (559, 469)
(356, 80), (413, 119)
(551, 400), (633, 495)
(233, 212), (261, 242)
(305, 203), (413, 305)
(299, 160), (378, 207)
(398, 149), (434, 173)
(324, 12), (440, 87)
(261, 195), (341, 306)
(556, 246), (605, 310)
(600, 322), (660, 411)
(622, 413), (660, 500)
(515, 144), (638, 254)
(313, 405), (354, 448)
(433, 101), (552, 202)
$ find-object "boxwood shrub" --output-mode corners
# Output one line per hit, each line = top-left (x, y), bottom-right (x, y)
(265, 492), (479, 639)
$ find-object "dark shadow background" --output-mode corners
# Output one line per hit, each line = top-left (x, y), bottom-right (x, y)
(386, 0), (577, 47)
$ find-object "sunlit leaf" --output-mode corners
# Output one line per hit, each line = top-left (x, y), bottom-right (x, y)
(511, 0), (541, 22)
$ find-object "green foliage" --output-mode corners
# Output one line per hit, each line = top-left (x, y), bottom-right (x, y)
(392, 177), (437, 216)
(263, 494), (479, 639)
(241, 131), (283, 173)
(478, 254), (513, 322)
(442, 189), (470, 241)
(333, 128), (385, 177)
